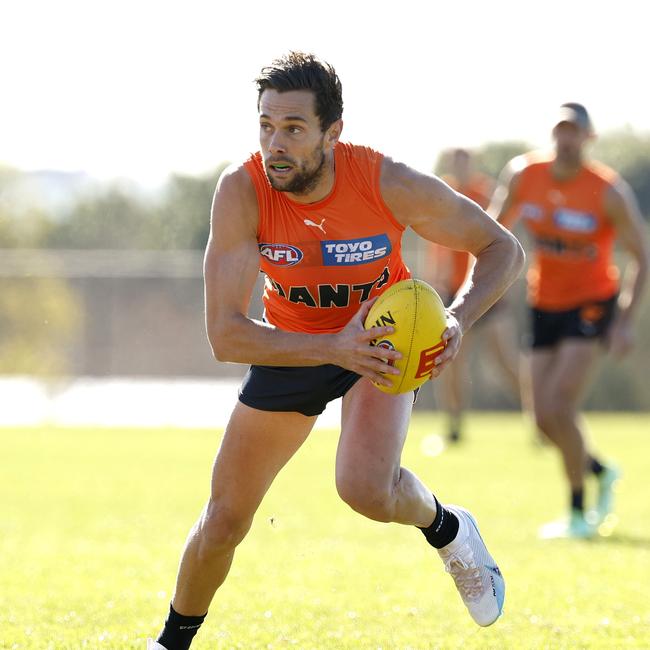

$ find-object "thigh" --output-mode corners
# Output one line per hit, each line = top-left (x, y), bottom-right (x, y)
(530, 346), (556, 408)
(531, 339), (601, 407)
(436, 331), (471, 403)
(337, 378), (414, 486)
(210, 402), (317, 515)
(530, 307), (566, 349)
(482, 310), (518, 364)
(549, 338), (601, 405)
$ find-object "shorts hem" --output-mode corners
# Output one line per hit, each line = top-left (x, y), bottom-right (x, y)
(237, 393), (324, 417)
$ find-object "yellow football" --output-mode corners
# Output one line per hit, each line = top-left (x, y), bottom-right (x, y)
(364, 278), (447, 394)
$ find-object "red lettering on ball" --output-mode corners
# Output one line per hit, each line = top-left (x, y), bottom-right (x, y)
(414, 341), (446, 378)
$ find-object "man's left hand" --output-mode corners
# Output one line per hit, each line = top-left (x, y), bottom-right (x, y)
(431, 312), (463, 377)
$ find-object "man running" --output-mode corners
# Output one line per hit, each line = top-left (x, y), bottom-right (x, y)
(148, 52), (524, 649)
(426, 148), (522, 443)
(492, 102), (648, 538)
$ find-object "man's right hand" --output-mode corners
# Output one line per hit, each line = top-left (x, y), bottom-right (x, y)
(331, 299), (402, 388)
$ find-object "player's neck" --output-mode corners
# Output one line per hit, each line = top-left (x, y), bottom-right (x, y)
(551, 156), (583, 181)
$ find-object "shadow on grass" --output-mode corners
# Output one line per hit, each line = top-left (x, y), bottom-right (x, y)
(595, 532), (650, 549)
(538, 529), (650, 549)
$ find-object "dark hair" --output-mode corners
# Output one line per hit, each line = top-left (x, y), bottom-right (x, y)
(558, 102), (593, 133)
(255, 51), (343, 131)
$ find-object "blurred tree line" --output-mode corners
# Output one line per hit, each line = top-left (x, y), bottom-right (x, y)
(0, 162), (229, 251)
(0, 163), (228, 375)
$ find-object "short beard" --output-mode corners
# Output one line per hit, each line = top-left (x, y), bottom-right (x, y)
(265, 147), (327, 196)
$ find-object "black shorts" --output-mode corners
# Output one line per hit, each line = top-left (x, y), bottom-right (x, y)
(529, 295), (618, 349)
(238, 364), (362, 417)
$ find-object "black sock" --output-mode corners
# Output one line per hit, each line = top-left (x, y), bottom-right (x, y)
(590, 457), (605, 476)
(571, 489), (584, 512)
(418, 495), (459, 548)
(448, 414), (462, 442)
(157, 603), (207, 650)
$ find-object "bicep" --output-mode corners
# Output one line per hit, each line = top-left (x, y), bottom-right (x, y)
(382, 159), (512, 255)
(204, 170), (261, 329)
(606, 182), (650, 261)
(204, 230), (260, 322)
(412, 190), (505, 256)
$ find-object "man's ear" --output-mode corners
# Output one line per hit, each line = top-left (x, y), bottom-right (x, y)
(326, 119), (343, 148)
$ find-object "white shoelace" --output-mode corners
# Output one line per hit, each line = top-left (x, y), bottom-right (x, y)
(443, 545), (484, 600)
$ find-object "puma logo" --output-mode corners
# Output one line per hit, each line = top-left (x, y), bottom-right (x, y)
(304, 218), (326, 234)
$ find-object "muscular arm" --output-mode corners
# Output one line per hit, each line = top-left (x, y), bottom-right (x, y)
(381, 158), (525, 337)
(203, 164), (399, 384)
(604, 179), (650, 355)
(488, 159), (524, 229)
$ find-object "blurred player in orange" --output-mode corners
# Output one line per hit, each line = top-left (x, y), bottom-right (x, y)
(492, 103), (649, 538)
(426, 149), (522, 443)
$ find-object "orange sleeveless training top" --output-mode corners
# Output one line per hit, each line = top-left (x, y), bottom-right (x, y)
(244, 143), (410, 333)
(426, 173), (492, 296)
(502, 152), (619, 310)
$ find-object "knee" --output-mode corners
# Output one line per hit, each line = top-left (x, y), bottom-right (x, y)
(336, 473), (395, 523)
(197, 501), (253, 557)
(534, 398), (576, 439)
(534, 403), (557, 436)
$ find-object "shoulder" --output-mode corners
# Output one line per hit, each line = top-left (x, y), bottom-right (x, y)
(584, 159), (620, 186)
(337, 142), (384, 181)
(380, 155), (440, 202)
(217, 155), (258, 192)
(499, 150), (550, 195)
(337, 142), (381, 162)
(215, 158), (258, 204)
(603, 173), (636, 219)
(211, 158), (259, 235)
(379, 156), (458, 226)
(581, 160), (626, 216)
(508, 150), (550, 177)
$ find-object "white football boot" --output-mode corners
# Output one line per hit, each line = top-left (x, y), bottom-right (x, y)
(437, 505), (505, 626)
(539, 509), (596, 539)
(594, 465), (622, 525)
(146, 640), (167, 650)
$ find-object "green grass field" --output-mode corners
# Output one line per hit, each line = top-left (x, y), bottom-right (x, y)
(1, 412), (649, 649)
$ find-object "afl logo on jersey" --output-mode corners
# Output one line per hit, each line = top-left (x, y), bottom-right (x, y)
(259, 243), (303, 266)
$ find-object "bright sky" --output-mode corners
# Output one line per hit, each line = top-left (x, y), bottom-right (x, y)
(2, 0), (648, 185)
